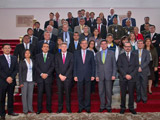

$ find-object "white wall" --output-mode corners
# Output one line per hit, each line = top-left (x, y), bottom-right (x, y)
(0, 7), (160, 39)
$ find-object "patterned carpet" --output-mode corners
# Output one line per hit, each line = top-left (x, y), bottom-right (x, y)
(5, 113), (160, 120)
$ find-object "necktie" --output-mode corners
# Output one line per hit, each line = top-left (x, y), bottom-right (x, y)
(151, 33), (154, 40)
(75, 42), (78, 49)
(98, 24), (101, 33)
(63, 53), (65, 64)
(139, 49), (142, 65)
(44, 53), (47, 63)
(26, 44), (28, 49)
(102, 51), (105, 64)
(7, 55), (11, 68)
(83, 50), (86, 64)
(127, 52), (130, 62)
(65, 32), (68, 41)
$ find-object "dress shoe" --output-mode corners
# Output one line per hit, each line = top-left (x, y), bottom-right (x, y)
(67, 109), (72, 113)
(77, 109), (83, 113)
(120, 109), (125, 114)
(142, 100), (147, 104)
(29, 111), (35, 113)
(129, 109), (137, 114)
(86, 110), (91, 113)
(1, 116), (5, 120)
(24, 112), (28, 115)
(36, 111), (42, 114)
(8, 112), (19, 116)
(99, 108), (105, 112)
(47, 110), (52, 113)
(107, 109), (112, 113)
(149, 92), (152, 94)
(57, 109), (63, 113)
(136, 99), (141, 103)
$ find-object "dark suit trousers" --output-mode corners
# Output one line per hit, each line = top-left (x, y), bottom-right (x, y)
(37, 81), (52, 111)
(0, 83), (15, 117)
(120, 80), (135, 110)
(136, 72), (148, 102)
(57, 78), (71, 111)
(77, 79), (91, 111)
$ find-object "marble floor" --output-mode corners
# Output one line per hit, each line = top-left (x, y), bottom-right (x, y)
(5, 112), (160, 120)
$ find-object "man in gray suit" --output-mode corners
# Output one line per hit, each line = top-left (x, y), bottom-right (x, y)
(95, 40), (117, 113)
(134, 40), (150, 103)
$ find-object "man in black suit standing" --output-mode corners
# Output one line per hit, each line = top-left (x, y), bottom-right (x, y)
(68, 32), (81, 53)
(37, 31), (55, 54)
(55, 42), (73, 113)
(73, 10), (82, 28)
(33, 22), (44, 41)
(66, 12), (74, 30)
(27, 28), (38, 47)
(0, 43), (19, 120)
(44, 12), (58, 29)
(14, 34), (35, 61)
(91, 17), (107, 39)
(35, 43), (54, 114)
(117, 42), (139, 115)
(140, 17), (152, 32)
(74, 40), (95, 113)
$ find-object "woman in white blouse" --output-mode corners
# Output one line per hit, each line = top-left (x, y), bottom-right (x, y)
(129, 32), (138, 51)
(19, 49), (35, 114)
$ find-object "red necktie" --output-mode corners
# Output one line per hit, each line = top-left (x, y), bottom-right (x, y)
(98, 24), (101, 33)
(83, 50), (85, 64)
(63, 53), (65, 64)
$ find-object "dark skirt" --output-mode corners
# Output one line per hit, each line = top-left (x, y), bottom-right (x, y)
(148, 61), (155, 81)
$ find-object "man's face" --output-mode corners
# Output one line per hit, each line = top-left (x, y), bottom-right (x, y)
(23, 36), (30, 44)
(145, 17), (149, 23)
(44, 32), (50, 40)
(101, 41), (108, 50)
(86, 12), (90, 17)
(124, 43), (131, 52)
(90, 13), (94, 18)
(68, 13), (72, 18)
(35, 23), (40, 28)
(110, 9), (114, 15)
(83, 27), (88, 33)
(27, 29), (33, 36)
(144, 24), (150, 31)
(113, 18), (118, 24)
(134, 27), (139, 34)
(49, 21), (54, 27)
(61, 44), (67, 53)
(78, 11), (82, 17)
(97, 18), (102, 24)
(2, 45), (11, 55)
(106, 36), (113, 43)
(73, 33), (79, 40)
(55, 12), (60, 19)
(80, 19), (85, 25)
(49, 13), (54, 20)
(63, 25), (69, 32)
(127, 11), (132, 18)
(149, 26), (155, 33)
(80, 40), (88, 50)
(137, 41), (144, 49)
(126, 20), (131, 26)
(46, 26), (53, 32)
(42, 44), (49, 53)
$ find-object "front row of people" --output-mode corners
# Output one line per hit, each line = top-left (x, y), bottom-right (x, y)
(0, 39), (152, 119)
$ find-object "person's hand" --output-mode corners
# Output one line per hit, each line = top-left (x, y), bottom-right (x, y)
(41, 73), (48, 79)
(74, 77), (78, 82)
(6, 77), (13, 84)
(59, 74), (67, 81)
(125, 75), (132, 80)
(154, 67), (158, 72)
(112, 76), (116, 80)
(96, 77), (99, 82)
(138, 67), (142, 72)
(91, 77), (95, 81)
(20, 84), (24, 88)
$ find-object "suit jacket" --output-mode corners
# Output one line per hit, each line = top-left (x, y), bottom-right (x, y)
(95, 50), (116, 81)
(117, 52), (139, 82)
(73, 50), (95, 82)
(35, 53), (54, 83)
(0, 55), (18, 86)
(42, 33), (57, 43)
(37, 40), (55, 54)
(14, 43), (35, 61)
(44, 20), (58, 29)
(19, 59), (36, 85)
(73, 17), (80, 28)
(91, 24), (107, 39)
(33, 28), (44, 41)
(55, 52), (73, 80)
(68, 40), (81, 53)
(74, 25), (91, 35)
(149, 47), (158, 67)
(122, 18), (136, 27)
(140, 23), (152, 32)
(66, 18), (74, 30)
(58, 31), (74, 43)
(31, 36), (38, 47)
(133, 49), (150, 77)
(86, 18), (96, 28)
(79, 33), (92, 42)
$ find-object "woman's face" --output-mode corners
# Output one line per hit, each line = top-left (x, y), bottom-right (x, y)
(89, 41), (95, 48)
(94, 29), (99, 36)
(145, 39), (151, 46)
(122, 39), (129, 44)
(25, 50), (31, 58)
(130, 33), (135, 40)
(57, 39), (63, 45)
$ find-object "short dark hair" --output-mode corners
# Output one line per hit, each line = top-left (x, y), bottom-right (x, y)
(49, 12), (54, 15)
(27, 28), (33, 32)
(2, 43), (11, 48)
(74, 32), (79, 35)
(90, 12), (95, 15)
(42, 43), (49, 48)
(107, 33), (113, 38)
(100, 39), (107, 44)
(96, 17), (101, 21)
(80, 39), (87, 44)
(144, 16), (149, 20)
(35, 21), (40, 25)
(81, 9), (85, 12)
(150, 25), (156, 28)
(137, 40), (144, 44)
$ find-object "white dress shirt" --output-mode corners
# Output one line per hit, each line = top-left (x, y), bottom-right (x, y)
(25, 59), (33, 82)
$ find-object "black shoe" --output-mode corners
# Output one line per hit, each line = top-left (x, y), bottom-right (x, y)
(1, 116), (5, 120)
(77, 109), (83, 113)
(67, 110), (72, 113)
(86, 110), (91, 113)
(107, 109), (112, 113)
(8, 112), (19, 116)
(120, 109), (125, 114)
(99, 108), (105, 112)
(47, 110), (52, 113)
(136, 99), (141, 103)
(149, 92), (152, 94)
(24, 112), (28, 115)
(36, 111), (42, 114)
(57, 109), (62, 113)
(142, 100), (147, 104)
(129, 109), (137, 114)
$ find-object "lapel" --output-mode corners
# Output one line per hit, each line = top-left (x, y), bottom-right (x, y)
(104, 50), (110, 64)
(99, 50), (109, 64)
(122, 53), (129, 64)
(3, 54), (13, 69)
(40, 53), (49, 64)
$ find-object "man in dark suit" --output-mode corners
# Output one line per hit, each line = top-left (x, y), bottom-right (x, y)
(58, 23), (74, 49)
(66, 12), (74, 30)
(117, 42), (139, 115)
(140, 17), (152, 32)
(14, 34), (35, 61)
(68, 32), (81, 53)
(91, 17), (107, 39)
(37, 31), (55, 54)
(122, 11), (136, 27)
(95, 40), (117, 113)
(74, 40), (95, 113)
(86, 12), (96, 28)
(44, 12), (58, 29)
(55, 42), (73, 113)
(33, 21), (44, 41)
(35, 43), (54, 114)
(0, 43), (19, 120)
(134, 40), (150, 103)
(107, 8), (119, 26)
(73, 10), (82, 28)
(27, 28), (38, 47)
(145, 25), (160, 87)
